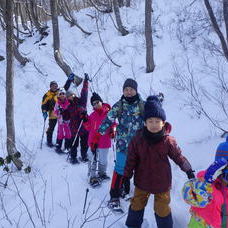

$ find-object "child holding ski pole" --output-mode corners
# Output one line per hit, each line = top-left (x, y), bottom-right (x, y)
(84, 92), (116, 188)
(54, 88), (71, 154)
(124, 95), (194, 228)
(183, 156), (228, 228)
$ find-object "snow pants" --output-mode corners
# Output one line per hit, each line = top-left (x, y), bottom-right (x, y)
(57, 122), (71, 140)
(87, 148), (109, 178)
(110, 170), (130, 198)
(126, 186), (172, 228)
(46, 118), (57, 144)
(70, 131), (88, 160)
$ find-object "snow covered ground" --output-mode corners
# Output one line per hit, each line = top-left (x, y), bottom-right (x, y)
(0, 0), (224, 227)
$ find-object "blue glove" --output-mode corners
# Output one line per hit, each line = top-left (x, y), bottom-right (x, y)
(204, 158), (228, 183)
(68, 73), (75, 82)
(42, 112), (48, 120)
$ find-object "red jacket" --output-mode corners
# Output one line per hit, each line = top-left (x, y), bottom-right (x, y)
(84, 103), (113, 148)
(124, 123), (192, 193)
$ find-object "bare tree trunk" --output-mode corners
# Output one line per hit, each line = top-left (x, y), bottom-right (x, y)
(118, 0), (124, 7)
(50, 0), (82, 86)
(223, 0), (228, 44)
(204, 0), (228, 61)
(58, 0), (91, 35)
(5, 0), (23, 170)
(145, 0), (155, 73)
(112, 0), (129, 36)
(126, 0), (131, 7)
(13, 42), (29, 66)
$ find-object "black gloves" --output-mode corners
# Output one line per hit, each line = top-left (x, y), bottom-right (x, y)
(186, 170), (195, 180)
(80, 110), (88, 122)
(84, 73), (89, 81)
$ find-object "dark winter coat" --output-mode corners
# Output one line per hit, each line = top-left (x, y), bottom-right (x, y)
(67, 79), (88, 137)
(124, 123), (192, 194)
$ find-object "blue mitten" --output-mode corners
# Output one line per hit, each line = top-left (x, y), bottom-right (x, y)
(68, 73), (75, 82)
(204, 158), (228, 183)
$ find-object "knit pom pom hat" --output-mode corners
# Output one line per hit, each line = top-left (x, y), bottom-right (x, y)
(144, 95), (166, 121)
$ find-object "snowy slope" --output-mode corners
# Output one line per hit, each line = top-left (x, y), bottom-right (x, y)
(0, 0), (223, 227)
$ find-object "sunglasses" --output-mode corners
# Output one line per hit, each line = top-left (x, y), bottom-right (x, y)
(59, 93), (65, 95)
(92, 101), (100, 106)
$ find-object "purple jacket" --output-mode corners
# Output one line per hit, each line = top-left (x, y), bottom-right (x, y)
(124, 123), (192, 193)
(67, 79), (88, 137)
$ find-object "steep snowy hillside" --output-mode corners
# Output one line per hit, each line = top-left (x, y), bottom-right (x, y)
(0, 0), (223, 227)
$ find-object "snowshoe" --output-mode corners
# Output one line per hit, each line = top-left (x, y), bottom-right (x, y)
(55, 147), (64, 154)
(89, 177), (101, 188)
(79, 157), (89, 163)
(98, 173), (110, 182)
(107, 198), (124, 213)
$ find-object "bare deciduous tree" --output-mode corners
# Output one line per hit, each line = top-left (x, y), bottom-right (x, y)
(112, 0), (129, 36)
(50, 0), (82, 86)
(145, 0), (155, 73)
(5, 0), (23, 170)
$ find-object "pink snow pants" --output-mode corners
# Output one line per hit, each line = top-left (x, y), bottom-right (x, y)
(57, 122), (71, 140)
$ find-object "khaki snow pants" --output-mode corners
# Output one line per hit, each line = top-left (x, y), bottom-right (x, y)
(130, 186), (171, 217)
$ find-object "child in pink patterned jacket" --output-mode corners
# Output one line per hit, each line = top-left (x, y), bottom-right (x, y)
(185, 158), (228, 228)
(54, 88), (71, 154)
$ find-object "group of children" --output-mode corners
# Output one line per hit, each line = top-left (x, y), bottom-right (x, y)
(41, 74), (228, 228)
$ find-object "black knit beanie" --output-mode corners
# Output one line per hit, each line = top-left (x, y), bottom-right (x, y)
(123, 78), (138, 91)
(90, 92), (103, 105)
(144, 96), (166, 121)
(50, 81), (58, 87)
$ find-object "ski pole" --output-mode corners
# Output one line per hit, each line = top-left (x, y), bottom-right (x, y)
(112, 139), (116, 163)
(40, 118), (47, 149)
(83, 188), (89, 214)
(72, 119), (84, 146)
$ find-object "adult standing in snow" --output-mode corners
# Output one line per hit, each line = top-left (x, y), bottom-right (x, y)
(84, 92), (116, 187)
(41, 81), (59, 147)
(66, 74), (89, 164)
(98, 78), (145, 209)
(124, 96), (194, 228)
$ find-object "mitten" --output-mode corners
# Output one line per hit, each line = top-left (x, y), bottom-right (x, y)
(205, 158), (228, 183)
(186, 170), (195, 180)
(42, 112), (48, 120)
(84, 73), (89, 81)
(68, 73), (75, 82)
(91, 132), (101, 152)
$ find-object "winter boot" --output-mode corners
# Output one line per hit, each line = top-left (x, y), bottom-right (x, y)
(155, 213), (173, 228)
(98, 173), (110, 181)
(70, 157), (79, 164)
(108, 198), (123, 213)
(55, 139), (63, 154)
(125, 206), (144, 228)
(47, 133), (54, 147)
(64, 138), (71, 153)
